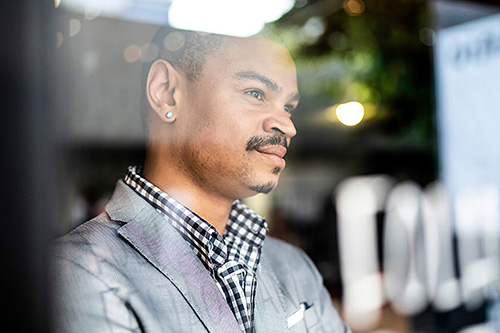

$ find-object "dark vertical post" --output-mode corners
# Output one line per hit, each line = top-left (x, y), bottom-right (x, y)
(0, 1), (57, 331)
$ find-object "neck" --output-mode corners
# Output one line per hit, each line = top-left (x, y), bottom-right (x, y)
(142, 153), (233, 235)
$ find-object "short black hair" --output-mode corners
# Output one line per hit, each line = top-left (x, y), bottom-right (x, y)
(151, 26), (225, 81)
(140, 26), (225, 134)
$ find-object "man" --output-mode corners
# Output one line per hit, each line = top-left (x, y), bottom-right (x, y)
(51, 25), (349, 332)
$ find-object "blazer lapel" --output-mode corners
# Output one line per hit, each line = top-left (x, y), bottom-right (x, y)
(254, 250), (290, 332)
(106, 181), (241, 333)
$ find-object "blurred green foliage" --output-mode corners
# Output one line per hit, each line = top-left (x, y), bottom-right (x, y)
(274, 0), (435, 150)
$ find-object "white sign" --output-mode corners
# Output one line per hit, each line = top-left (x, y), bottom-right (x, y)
(435, 13), (500, 198)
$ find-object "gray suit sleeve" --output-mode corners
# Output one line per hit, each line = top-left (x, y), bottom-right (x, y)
(51, 255), (142, 333)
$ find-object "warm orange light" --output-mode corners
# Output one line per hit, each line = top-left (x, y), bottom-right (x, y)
(344, 0), (366, 16)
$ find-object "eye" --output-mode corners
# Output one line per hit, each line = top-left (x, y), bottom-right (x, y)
(246, 89), (264, 101)
(284, 105), (295, 114)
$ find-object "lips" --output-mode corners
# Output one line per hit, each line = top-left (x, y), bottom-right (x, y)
(255, 146), (287, 169)
(256, 145), (287, 158)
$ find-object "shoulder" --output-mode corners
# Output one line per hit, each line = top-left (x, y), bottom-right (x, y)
(262, 235), (305, 255)
(50, 213), (130, 278)
(49, 214), (147, 332)
(262, 236), (323, 291)
(49, 211), (145, 304)
(262, 236), (317, 272)
(51, 213), (121, 255)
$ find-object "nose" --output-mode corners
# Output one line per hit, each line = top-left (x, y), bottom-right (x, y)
(263, 109), (297, 139)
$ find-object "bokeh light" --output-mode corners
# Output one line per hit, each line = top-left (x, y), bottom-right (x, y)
(302, 17), (325, 39)
(419, 27), (436, 46)
(69, 18), (81, 37)
(140, 42), (159, 62)
(55, 32), (64, 48)
(84, 7), (101, 20)
(343, 0), (365, 16)
(123, 44), (141, 63)
(336, 101), (365, 126)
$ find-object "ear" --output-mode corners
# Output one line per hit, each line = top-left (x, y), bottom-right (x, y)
(146, 59), (181, 122)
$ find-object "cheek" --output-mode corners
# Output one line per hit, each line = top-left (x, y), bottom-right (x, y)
(186, 90), (263, 151)
(192, 115), (250, 150)
(185, 140), (253, 189)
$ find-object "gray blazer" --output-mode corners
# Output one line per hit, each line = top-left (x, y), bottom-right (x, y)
(51, 180), (348, 332)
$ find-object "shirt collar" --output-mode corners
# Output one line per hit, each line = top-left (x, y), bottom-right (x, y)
(225, 200), (267, 249)
(124, 166), (267, 273)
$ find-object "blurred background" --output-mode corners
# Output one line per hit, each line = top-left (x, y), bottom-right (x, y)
(2, 0), (500, 331)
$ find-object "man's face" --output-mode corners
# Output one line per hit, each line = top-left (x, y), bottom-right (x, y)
(174, 35), (299, 200)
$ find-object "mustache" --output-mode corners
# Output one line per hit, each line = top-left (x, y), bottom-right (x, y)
(246, 135), (288, 152)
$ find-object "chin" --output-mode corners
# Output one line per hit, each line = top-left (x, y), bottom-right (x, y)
(249, 181), (276, 194)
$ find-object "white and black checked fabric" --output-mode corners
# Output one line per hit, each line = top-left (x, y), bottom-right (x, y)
(124, 166), (267, 332)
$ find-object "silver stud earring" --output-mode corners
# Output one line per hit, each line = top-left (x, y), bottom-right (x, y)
(165, 112), (173, 119)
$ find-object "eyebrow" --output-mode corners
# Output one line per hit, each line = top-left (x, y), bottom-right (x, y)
(234, 71), (282, 93)
(234, 70), (300, 105)
(289, 92), (301, 103)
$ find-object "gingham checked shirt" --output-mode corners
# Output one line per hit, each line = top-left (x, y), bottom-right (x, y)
(124, 166), (267, 332)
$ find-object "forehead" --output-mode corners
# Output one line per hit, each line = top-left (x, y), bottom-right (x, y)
(202, 35), (297, 89)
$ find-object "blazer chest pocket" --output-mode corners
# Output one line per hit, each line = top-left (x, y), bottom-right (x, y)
(288, 302), (320, 331)
(304, 302), (321, 329)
